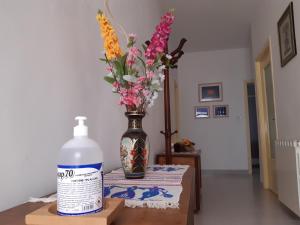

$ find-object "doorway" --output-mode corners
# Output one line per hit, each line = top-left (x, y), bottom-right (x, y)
(245, 82), (260, 174)
(255, 40), (278, 192)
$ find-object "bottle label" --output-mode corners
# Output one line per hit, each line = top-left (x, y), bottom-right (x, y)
(57, 163), (103, 215)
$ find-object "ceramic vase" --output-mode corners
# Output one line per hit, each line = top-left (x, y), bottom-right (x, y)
(120, 111), (150, 179)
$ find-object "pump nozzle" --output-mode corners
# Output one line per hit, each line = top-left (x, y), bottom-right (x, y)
(74, 116), (88, 137)
(75, 116), (87, 125)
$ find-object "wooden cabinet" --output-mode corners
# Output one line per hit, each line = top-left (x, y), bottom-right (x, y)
(156, 151), (201, 211)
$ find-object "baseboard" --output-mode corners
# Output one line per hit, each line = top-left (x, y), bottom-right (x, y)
(202, 170), (249, 175)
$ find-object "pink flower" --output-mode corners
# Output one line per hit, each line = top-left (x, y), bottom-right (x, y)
(142, 89), (151, 98)
(127, 59), (135, 66)
(133, 96), (142, 106)
(146, 59), (155, 66)
(137, 76), (147, 83)
(163, 12), (175, 24)
(120, 96), (135, 106)
(128, 47), (139, 58)
(146, 71), (155, 79)
(128, 33), (137, 41)
(112, 81), (120, 89)
(132, 84), (143, 94)
(120, 95), (141, 108)
(145, 11), (175, 61)
(106, 66), (113, 72)
(117, 85), (144, 108)
(127, 47), (140, 66)
(155, 46), (164, 53)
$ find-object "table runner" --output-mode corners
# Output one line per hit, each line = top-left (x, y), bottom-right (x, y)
(104, 165), (189, 209)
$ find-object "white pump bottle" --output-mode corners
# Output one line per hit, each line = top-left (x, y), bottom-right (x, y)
(57, 116), (104, 216)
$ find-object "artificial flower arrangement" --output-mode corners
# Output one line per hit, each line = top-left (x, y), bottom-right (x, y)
(96, 10), (175, 112)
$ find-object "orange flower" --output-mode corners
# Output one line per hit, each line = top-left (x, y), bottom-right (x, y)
(96, 11), (123, 60)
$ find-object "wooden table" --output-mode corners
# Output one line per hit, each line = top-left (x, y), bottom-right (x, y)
(0, 168), (194, 225)
(156, 151), (201, 211)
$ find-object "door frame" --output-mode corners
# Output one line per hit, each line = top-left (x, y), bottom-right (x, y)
(244, 80), (255, 175)
(255, 38), (278, 190)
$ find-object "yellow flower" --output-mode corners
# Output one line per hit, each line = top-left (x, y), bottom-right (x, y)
(96, 11), (123, 60)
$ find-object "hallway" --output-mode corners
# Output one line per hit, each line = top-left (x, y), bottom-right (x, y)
(195, 173), (300, 225)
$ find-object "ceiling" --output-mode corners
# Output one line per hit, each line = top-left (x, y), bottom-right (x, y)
(160, 0), (260, 52)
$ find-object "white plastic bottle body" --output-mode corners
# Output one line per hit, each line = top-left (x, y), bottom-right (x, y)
(58, 137), (103, 165)
(57, 136), (104, 216)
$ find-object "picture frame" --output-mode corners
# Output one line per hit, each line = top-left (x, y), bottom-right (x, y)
(278, 2), (297, 67)
(198, 82), (223, 102)
(213, 105), (229, 118)
(194, 106), (210, 119)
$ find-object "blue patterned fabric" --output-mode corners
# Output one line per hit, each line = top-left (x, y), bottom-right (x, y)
(104, 165), (189, 208)
(104, 185), (173, 200)
(149, 166), (184, 172)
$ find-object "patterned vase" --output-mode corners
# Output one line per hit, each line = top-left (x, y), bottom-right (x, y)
(120, 111), (150, 179)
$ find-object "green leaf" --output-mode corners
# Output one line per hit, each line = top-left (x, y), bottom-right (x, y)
(120, 54), (127, 63)
(104, 76), (115, 84)
(114, 60), (124, 75)
(106, 72), (114, 78)
(136, 56), (147, 74)
(142, 44), (148, 52)
(123, 75), (137, 83)
(120, 54), (128, 74)
(137, 56), (146, 68)
(127, 68), (133, 75)
(99, 58), (108, 62)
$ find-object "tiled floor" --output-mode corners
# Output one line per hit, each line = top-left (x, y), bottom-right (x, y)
(195, 173), (300, 225)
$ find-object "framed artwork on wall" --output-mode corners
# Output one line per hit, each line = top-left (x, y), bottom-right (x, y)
(194, 106), (210, 119)
(198, 82), (223, 102)
(278, 2), (297, 67)
(213, 105), (229, 118)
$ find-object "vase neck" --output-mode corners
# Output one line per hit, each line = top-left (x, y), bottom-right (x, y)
(126, 112), (145, 129)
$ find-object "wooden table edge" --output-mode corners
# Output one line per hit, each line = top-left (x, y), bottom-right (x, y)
(0, 167), (195, 225)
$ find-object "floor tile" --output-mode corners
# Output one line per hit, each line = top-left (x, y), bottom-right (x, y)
(195, 174), (300, 225)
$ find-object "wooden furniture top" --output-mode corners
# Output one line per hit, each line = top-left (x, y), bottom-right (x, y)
(156, 150), (201, 157)
(0, 167), (194, 225)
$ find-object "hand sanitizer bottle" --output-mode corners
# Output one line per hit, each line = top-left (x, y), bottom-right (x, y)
(57, 116), (104, 216)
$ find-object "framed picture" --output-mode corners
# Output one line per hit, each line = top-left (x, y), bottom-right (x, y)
(278, 2), (297, 67)
(194, 106), (210, 119)
(198, 82), (222, 102)
(213, 105), (229, 118)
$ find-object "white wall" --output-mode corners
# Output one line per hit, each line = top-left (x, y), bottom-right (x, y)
(251, 1), (300, 140)
(0, 0), (164, 211)
(178, 48), (253, 170)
